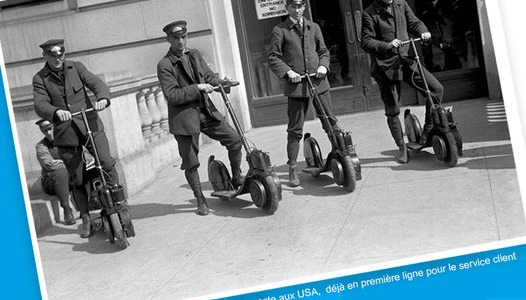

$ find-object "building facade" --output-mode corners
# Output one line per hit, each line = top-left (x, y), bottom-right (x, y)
(1, 0), (500, 199)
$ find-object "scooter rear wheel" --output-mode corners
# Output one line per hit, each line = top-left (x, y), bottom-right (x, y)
(341, 156), (357, 193)
(109, 213), (129, 250)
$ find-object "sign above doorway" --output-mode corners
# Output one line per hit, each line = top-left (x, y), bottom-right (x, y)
(254, 0), (288, 20)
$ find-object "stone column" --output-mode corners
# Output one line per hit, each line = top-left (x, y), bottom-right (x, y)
(136, 89), (153, 142)
(153, 86), (169, 134)
(145, 88), (162, 141)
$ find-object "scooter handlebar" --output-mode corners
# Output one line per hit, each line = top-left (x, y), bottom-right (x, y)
(298, 73), (317, 79)
(70, 107), (95, 117)
(400, 37), (423, 46)
(213, 80), (240, 92)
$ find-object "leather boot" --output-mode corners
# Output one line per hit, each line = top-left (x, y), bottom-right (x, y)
(420, 103), (434, 145)
(229, 148), (244, 189)
(231, 168), (244, 189)
(80, 213), (93, 238)
(387, 116), (407, 164)
(63, 207), (76, 225)
(185, 169), (209, 216)
(288, 164), (300, 187)
(196, 196), (210, 216)
(397, 144), (409, 164)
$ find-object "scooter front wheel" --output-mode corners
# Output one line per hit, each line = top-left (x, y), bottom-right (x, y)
(444, 132), (459, 167)
(109, 213), (129, 250)
(341, 155), (357, 193)
(261, 175), (280, 214)
(101, 213), (114, 244)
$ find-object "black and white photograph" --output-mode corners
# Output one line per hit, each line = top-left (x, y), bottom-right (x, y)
(1, 0), (525, 299)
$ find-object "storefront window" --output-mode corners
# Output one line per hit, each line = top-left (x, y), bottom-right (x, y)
(415, 0), (481, 72)
(238, 1), (285, 98)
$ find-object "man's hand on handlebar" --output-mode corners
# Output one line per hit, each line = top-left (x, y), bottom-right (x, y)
(221, 77), (239, 87)
(421, 32), (431, 42)
(94, 99), (108, 111)
(316, 66), (327, 79)
(388, 39), (403, 49)
(198, 83), (215, 93)
(287, 70), (302, 83)
(55, 110), (72, 122)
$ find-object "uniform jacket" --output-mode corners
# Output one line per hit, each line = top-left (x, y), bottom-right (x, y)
(268, 17), (330, 97)
(361, 0), (428, 80)
(157, 48), (226, 136)
(33, 60), (110, 147)
(36, 137), (65, 178)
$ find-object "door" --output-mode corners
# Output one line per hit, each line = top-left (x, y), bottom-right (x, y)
(310, 0), (383, 112)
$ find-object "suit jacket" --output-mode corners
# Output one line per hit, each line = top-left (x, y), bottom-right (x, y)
(157, 48), (226, 136)
(361, 0), (428, 80)
(268, 17), (330, 97)
(33, 60), (110, 147)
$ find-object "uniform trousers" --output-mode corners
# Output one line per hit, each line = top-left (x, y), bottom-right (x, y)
(58, 127), (118, 214)
(287, 90), (338, 166)
(41, 167), (71, 210)
(174, 110), (242, 174)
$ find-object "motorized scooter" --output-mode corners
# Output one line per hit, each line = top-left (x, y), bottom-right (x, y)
(402, 38), (463, 167)
(73, 108), (135, 249)
(300, 73), (361, 192)
(208, 82), (281, 214)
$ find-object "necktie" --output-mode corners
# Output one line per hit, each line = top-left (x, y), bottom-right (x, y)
(294, 22), (303, 37)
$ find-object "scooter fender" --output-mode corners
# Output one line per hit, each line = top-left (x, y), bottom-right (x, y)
(208, 155), (234, 192)
(303, 133), (323, 168)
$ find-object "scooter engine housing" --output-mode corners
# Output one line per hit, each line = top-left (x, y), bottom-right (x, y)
(248, 149), (272, 172)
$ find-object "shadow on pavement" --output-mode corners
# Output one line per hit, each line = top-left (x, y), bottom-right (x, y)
(130, 202), (197, 219)
(37, 224), (78, 238)
(274, 163), (356, 197)
(209, 197), (277, 218)
(42, 232), (127, 254)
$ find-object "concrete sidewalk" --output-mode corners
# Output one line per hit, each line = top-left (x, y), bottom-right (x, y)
(36, 98), (526, 300)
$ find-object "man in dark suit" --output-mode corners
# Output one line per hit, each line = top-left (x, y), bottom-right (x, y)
(157, 20), (243, 216)
(361, 0), (444, 164)
(268, 0), (340, 187)
(33, 39), (119, 237)
(35, 119), (76, 225)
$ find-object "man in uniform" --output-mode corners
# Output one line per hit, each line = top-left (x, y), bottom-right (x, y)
(268, 0), (341, 187)
(33, 39), (119, 238)
(35, 119), (76, 225)
(361, 0), (444, 164)
(157, 20), (243, 216)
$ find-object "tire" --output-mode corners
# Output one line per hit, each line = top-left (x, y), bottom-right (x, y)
(109, 213), (129, 250)
(261, 175), (280, 215)
(341, 155), (357, 193)
(444, 132), (459, 167)
(101, 213), (114, 244)
(304, 134), (323, 170)
(404, 110), (423, 144)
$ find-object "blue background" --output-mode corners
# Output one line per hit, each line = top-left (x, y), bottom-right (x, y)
(222, 245), (526, 299)
(0, 68), (41, 299)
